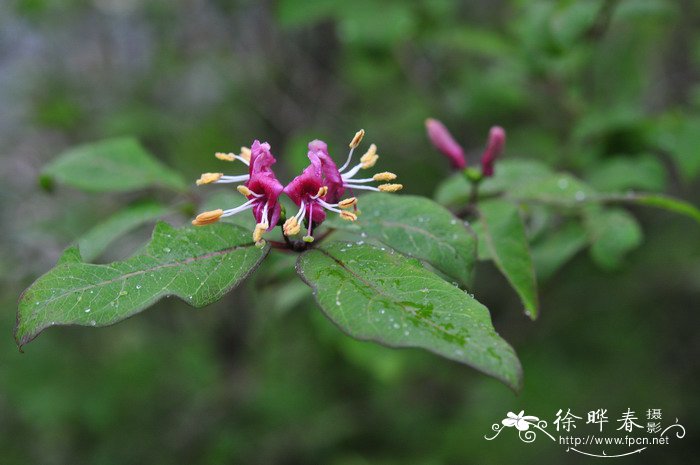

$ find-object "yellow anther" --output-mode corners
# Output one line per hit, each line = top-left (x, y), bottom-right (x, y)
(340, 210), (357, 221)
(361, 143), (377, 159)
(283, 217), (301, 236)
(192, 209), (223, 226)
(316, 186), (328, 198)
(237, 185), (254, 197)
(378, 183), (403, 192)
(360, 154), (379, 169)
(349, 129), (365, 149)
(303, 235), (315, 243)
(240, 146), (252, 162)
(196, 172), (223, 185)
(215, 152), (236, 162)
(253, 222), (268, 243)
(373, 172), (396, 182)
(338, 197), (357, 209)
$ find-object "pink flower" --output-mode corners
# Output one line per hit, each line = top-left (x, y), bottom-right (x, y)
(480, 126), (506, 177)
(192, 140), (283, 244)
(283, 131), (402, 242)
(425, 118), (466, 169)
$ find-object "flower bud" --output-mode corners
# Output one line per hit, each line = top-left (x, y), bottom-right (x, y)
(425, 118), (466, 170)
(480, 126), (506, 177)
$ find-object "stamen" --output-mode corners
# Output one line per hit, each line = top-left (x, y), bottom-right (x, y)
(216, 151), (250, 165)
(240, 147), (252, 162)
(283, 217), (301, 236)
(349, 129), (365, 149)
(218, 174), (250, 183)
(340, 211), (357, 221)
(311, 186), (328, 199)
(373, 172), (396, 181)
(343, 184), (380, 192)
(237, 185), (262, 198)
(338, 197), (357, 209)
(192, 209), (223, 226)
(253, 223), (267, 243)
(360, 144), (377, 162)
(215, 152), (236, 162)
(196, 173), (223, 185)
(361, 154), (379, 169)
(378, 183), (403, 192)
(303, 203), (314, 242)
(221, 198), (257, 216)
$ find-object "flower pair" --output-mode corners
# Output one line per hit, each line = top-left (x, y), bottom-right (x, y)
(192, 130), (402, 245)
(425, 118), (506, 177)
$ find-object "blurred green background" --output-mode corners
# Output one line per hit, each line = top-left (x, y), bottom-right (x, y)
(1, 0), (699, 463)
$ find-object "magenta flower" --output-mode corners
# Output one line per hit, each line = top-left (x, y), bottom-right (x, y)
(425, 118), (466, 169)
(283, 130), (402, 242)
(192, 140), (283, 244)
(480, 126), (506, 177)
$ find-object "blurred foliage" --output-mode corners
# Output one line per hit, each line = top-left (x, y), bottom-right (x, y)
(1, 0), (699, 463)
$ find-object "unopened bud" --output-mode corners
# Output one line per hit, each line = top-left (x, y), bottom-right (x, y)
(481, 126), (506, 177)
(425, 118), (466, 170)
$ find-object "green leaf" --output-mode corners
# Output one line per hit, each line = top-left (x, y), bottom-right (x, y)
(625, 193), (700, 224)
(334, 194), (477, 286)
(15, 222), (269, 348)
(296, 242), (522, 391)
(531, 221), (588, 281)
(509, 173), (597, 207)
(478, 200), (539, 320)
(586, 154), (667, 192)
(651, 114), (700, 181)
(584, 207), (643, 270)
(434, 159), (553, 207)
(77, 201), (170, 262)
(40, 137), (187, 193)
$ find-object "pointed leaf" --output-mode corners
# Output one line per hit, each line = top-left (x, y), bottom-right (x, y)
(478, 200), (539, 319)
(77, 201), (170, 262)
(296, 242), (523, 391)
(40, 137), (187, 193)
(334, 194), (477, 285)
(15, 222), (269, 348)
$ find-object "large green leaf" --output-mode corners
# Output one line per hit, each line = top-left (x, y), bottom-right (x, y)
(15, 222), (269, 348)
(40, 137), (187, 193)
(334, 194), (477, 286)
(77, 201), (170, 262)
(478, 200), (539, 320)
(296, 242), (522, 391)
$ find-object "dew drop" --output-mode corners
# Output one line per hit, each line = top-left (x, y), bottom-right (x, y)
(85, 308), (91, 313)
